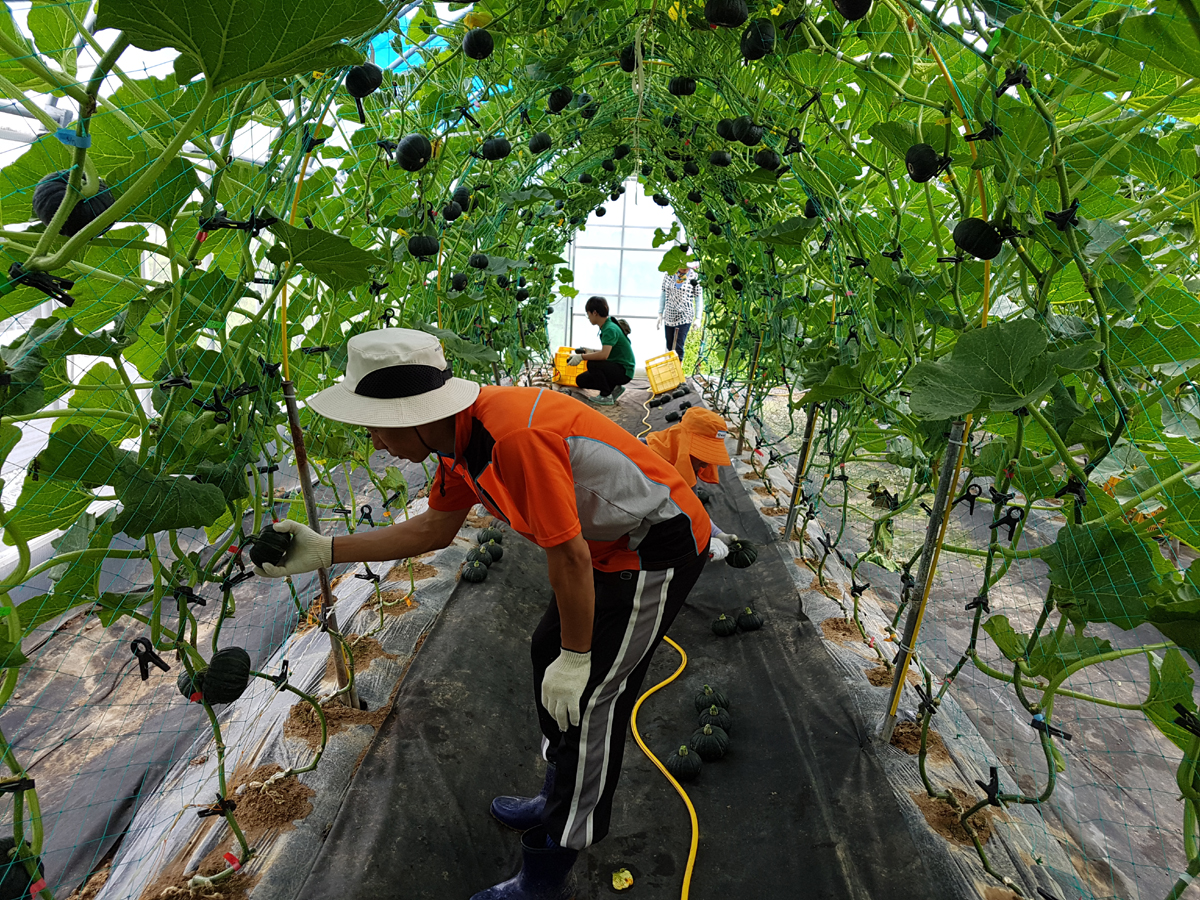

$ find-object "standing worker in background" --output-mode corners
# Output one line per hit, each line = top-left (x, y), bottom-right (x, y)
(254, 329), (712, 900)
(657, 264), (702, 362)
(568, 296), (635, 406)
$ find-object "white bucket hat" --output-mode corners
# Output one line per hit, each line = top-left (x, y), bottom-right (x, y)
(305, 328), (481, 428)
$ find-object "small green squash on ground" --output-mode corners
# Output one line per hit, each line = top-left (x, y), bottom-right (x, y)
(466, 547), (494, 567)
(249, 524), (292, 569)
(725, 539), (759, 568)
(700, 703), (733, 733)
(711, 613), (738, 637)
(665, 745), (702, 783)
(482, 539), (504, 562)
(689, 724), (730, 761)
(202, 647), (252, 705)
(694, 683), (730, 713)
(737, 607), (764, 631)
(396, 133), (433, 171)
(479, 527), (504, 544)
(32, 172), (114, 237)
(462, 560), (489, 583)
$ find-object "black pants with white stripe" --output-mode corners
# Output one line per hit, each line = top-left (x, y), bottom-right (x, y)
(531, 547), (709, 850)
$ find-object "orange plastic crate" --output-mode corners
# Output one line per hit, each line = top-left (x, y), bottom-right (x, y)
(645, 352), (685, 395)
(552, 347), (588, 387)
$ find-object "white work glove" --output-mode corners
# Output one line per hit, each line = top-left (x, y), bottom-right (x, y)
(656, 315), (663, 330)
(252, 520), (332, 577)
(709, 540), (729, 562)
(715, 532), (738, 546)
(542, 649), (591, 731)
(567, 352), (583, 366)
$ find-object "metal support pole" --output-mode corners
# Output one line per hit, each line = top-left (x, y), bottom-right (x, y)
(282, 380), (360, 709)
(782, 402), (821, 543)
(735, 332), (764, 456)
(879, 419), (967, 743)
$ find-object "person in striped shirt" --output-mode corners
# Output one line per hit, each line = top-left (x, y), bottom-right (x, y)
(657, 265), (702, 362)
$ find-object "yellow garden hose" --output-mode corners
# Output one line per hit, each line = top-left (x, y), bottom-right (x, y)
(630, 634), (699, 899)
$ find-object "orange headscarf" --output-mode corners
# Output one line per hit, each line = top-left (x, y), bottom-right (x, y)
(646, 407), (732, 488)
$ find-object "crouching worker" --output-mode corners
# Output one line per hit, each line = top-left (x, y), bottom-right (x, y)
(254, 329), (712, 900)
(646, 407), (740, 561)
(567, 296), (634, 406)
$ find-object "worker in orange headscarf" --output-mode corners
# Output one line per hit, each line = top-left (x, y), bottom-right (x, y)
(646, 407), (739, 561)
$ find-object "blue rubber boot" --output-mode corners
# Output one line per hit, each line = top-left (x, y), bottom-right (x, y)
(491, 764), (554, 831)
(470, 826), (578, 900)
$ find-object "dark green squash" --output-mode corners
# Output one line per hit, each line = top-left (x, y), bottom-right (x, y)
(953, 217), (1004, 260)
(177, 667), (205, 702)
(833, 0), (873, 19)
(736, 607), (764, 631)
(442, 200), (463, 222)
(725, 539), (758, 568)
(462, 560), (489, 583)
(0, 837), (42, 900)
(641, 163), (654, 177)
(709, 150), (732, 167)
(466, 546), (494, 567)
(804, 197), (820, 218)
(462, 28), (495, 60)
(689, 724), (730, 761)
(668, 76), (697, 96)
(694, 684), (730, 713)
(515, 288), (530, 301)
(610, 190), (621, 201)
(726, 262), (740, 276)
(905, 143), (941, 183)
(652, 194), (671, 207)
(344, 62), (383, 122)
(203, 647), (252, 704)
(249, 524), (292, 569)
(468, 253), (489, 270)
(688, 190), (704, 204)
(730, 277), (743, 291)
(732, 116), (764, 147)
(683, 160), (700, 176)
(711, 613), (738, 637)
(450, 272), (469, 292)
(716, 118), (737, 141)
(482, 539), (504, 562)
(396, 134), (433, 172)
(708, 222), (722, 236)
(754, 147), (781, 171)
(613, 144), (632, 160)
(481, 137), (512, 161)
(529, 132), (552, 154)
(548, 86), (574, 113)
(602, 158), (616, 172)
(619, 44), (637, 72)
(665, 166), (679, 182)
(32, 172), (114, 237)
(594, 206), (607, 217)
(665, 745), (702, 783)
(479, 527), (504, 544)
(700, 703), (733, 733)
(408, 234), (439, 260)
(452, 186), (477, 212)
(740, 18), (776, 60)
(578, 172), (594, 185)
(578, 94), (599, 119)
(705, 0), (749, 27)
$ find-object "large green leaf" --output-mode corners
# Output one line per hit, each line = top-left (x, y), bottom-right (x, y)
(112, 472), (227, 539)
(1144, 648), (1198, 753)
(95, 0), (384, 89)
(4, 476), (96, 546)
(34, 425), (131, 489)
(53, 362), (141, 442)
(266, 221), (385, 292)
(149, 270), (256, 342)
(981, 614), (1028, 662)
(1027, 630), (1115, 681)
(47, 511), (116, 599)
(1109, 12), (1200, 81)
(109, 155), (199, 228)
(906, 319), (1058, 419)
(28, 0), (77, 75)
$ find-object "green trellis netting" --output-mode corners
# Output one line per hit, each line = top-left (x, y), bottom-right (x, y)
(1, 0), (1200, 896)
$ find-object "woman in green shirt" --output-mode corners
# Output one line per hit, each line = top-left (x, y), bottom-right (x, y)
(569, 296), (636, 405)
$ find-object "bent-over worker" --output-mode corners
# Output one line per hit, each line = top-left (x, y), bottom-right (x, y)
(255, 328), (712, 900)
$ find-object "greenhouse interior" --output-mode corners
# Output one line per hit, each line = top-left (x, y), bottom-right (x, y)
(0, 0), (1199, 897)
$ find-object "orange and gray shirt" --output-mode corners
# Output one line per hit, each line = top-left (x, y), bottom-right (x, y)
(428, 386), (711, 572)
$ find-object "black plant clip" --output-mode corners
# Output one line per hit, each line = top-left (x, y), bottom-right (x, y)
(257, 464), (279, 475)
(832, 465), (849, 483)
(797, 91), (821, 117)
(975, 767), (1003, 806)
(901, 571), (916, 593)
(269, 660), (289, 689)
(130, 637), (170, 681)
(226, 382), (259, 400)
(370, 280), (389, 297)
(882, 246), (903, 261)
(197, 794), (237, 819)
(519, 108), (532, 127)
(159, 373), (193, 391)
(995, 64), (1032, 97)
(379, 308), (397, 327)
(781, 15), (806, 39)
(966, 594), (991, 614)
(220, 570), (255, 593)
(304, 215), (314, 229)
(937, 254), (965, 264)
(843, 325), (860, 346)
(355, 564), (382, 584)
(1055, 477), (1088, 524)
(915, 684), (938, 718)
(991, 505), (1024, 541)
(457, 106), (481, 128)
(846, 256), (869, 268)
(1044, 198), (1081, 232)
(819, 532), (837, 555)
(1031, 714), (1072, 741)
(172, 585), (208, 608)
(192, 388), (233, 424)
(783, 127), (804, 156)
(963, 120), (1003, 142)
(920, 502), (933, 517)
(376, 138), (398, 155)
(954, 483), (983, 514)
(332, 506), (352, 516)
(359, 505), (376, 527)
(1173, 703), (1200, 737)
(258, 356), (282, 378)
(301, 345), (332, 356)
(251, 275), (279, 285)
(850, 579), (870, 598)
(819, 231), (832, 252)
(0, 777), (36, 795)
(989, 485), (1014, 508)
(8, 263), (75, 307)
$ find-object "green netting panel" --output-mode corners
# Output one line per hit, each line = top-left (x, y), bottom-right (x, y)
(0, 0), (1199, 896)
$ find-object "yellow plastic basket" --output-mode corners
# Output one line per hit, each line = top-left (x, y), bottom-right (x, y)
(645, 352), (685, 395)
(552, 347), (589, 387)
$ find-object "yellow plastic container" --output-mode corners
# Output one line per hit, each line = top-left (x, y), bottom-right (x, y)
(645, 352), (685, 395)
(552, 347), (589, 387)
